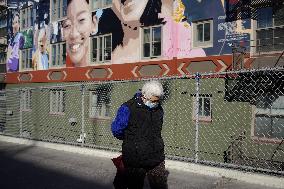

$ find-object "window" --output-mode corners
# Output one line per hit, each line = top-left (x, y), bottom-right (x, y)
(51, 42), (66, 67)
(20, 6), (33, 29)
(89, 91), (111, 118)
(50, 89), (65, 114)
(0, 91), (6, 101)
(256, 6), (284, 52)
(20, 89), (31, 111)
(192, 94), (212, 122)
(91, 0), (112, 10)
(0, 53), (6, 73)
(192, 20), (213, 48)
(51, 0), (67, 21)
(0, 53), (6, 64)
(91, 34), (112, 63)
(0, 17), (7, 28)
(254, 96), (284, 140)
(21, 48), (33, 70)
(143, 26), (162, 58)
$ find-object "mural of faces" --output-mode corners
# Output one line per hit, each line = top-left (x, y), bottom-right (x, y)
(34, 27), (49, 70)
(109, 0), (164, 63)
(112, 0), (164, 27)
(12, 13), (20, 34)
(62, 0), (97, 67)
(38, 29), (47, 53)
(6, 13), (25, 72)
(31, 1), (50, 71)
(112, 0), (148, 24)
(4, 0), (252, 71)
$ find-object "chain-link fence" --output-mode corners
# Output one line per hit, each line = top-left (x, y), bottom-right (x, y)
(0, 68), (283, 175)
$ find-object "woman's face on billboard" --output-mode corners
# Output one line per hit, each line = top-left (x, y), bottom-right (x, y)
(113, 0), (149, 23)
(63, 0), (96, 66)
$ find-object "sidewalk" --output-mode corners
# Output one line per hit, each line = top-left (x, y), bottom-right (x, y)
(0, 135), (283, 189)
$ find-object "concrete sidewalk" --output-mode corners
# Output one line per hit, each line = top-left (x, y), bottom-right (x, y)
(0, 135), (283, 189)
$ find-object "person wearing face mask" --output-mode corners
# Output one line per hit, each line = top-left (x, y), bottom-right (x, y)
(111, 80), (168, 189)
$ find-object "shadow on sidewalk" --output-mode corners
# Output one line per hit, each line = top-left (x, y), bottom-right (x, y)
(0, 149), (112, 189)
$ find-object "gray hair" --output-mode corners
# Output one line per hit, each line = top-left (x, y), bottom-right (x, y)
(142, 80), (164, 99)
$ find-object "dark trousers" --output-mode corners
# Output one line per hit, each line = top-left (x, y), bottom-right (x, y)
(113, 161), (169, 189)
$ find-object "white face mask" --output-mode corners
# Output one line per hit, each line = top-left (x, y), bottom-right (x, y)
(144, 100), (158, 109)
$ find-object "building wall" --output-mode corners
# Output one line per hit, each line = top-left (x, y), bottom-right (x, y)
(4, 0), (259, 83)
(183, 0), (251, 55)
(4, 78), (283, 165)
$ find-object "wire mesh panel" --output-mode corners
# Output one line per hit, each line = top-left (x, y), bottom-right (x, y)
(4, 88), (20, 136)
(19, 88), (38, 139)
(0, 91), (6, 133)
(36, 85), (83, 145)
(161, 78), (197, 159)
(83, 82), (119, 149)
(0, 68), (283, 175)
(0, 91), (7, 133)
(219, 68), (284, 173)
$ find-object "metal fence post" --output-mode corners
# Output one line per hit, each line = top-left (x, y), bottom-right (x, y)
(80, 84), (85, 147)
(194, 73), (201, 163)
(19, 89), (23, 137)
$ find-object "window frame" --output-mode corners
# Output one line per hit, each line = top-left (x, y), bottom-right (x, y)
(90, 34), (112, 64)
(192, 94), (212, 122)
(91, 0), (112, 11)
(49, 89), (66, 115)
(0, 15), (7, 28)
(20, 5), (33, 30)
(89, 90), (111, 119)
(251, 96), (284, 143)
(0, 90), (6, 101)
(255, 6), (284, 53)
(192, 19), (213, 48)
(0, 52), (6, 65)
(142, 25), (163, 59)
(20, 89), (32, 111)
(51, 0), (67, 22)
(50, 42), (66, 68)
(20, 48), (33, 71)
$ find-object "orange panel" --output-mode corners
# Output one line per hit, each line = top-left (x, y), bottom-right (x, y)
(5, 56), (233, 84)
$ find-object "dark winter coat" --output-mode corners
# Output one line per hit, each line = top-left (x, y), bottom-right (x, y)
(111, 93), (165, 169)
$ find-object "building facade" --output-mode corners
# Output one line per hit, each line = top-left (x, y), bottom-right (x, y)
(1, 0), (283, 81)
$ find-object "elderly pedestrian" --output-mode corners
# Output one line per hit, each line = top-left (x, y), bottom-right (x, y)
(111, 80), (168, 189)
